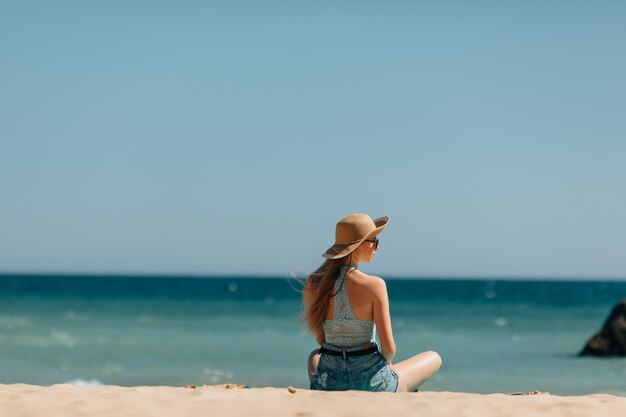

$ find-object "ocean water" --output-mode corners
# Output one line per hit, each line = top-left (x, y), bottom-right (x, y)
(1, 274), (625, 395)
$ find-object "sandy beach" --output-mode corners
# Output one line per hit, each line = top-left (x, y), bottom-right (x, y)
(2, 384), (624, 417)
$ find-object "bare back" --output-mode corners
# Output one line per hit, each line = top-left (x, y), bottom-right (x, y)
(322, 269), (395, 357)
(325, 269), (375, 321)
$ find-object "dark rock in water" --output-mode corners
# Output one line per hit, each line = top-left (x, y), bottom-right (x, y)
(580, 299), (626, 357)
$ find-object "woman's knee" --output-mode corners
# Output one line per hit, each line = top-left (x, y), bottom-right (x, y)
(426, 351), (442, 370)
(307, 349), (321, 369)
(308, 349), (321, 360)
(307, 349), (321, 381)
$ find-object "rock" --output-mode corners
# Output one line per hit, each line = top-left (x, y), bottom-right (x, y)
(580, 299), (626, 357)
(508, 390), (549, 396)
(224, 383), (250, 389)
(202, 384), (251, 389)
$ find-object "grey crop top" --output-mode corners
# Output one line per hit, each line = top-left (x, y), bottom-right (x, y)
(322, 266), (377, 347)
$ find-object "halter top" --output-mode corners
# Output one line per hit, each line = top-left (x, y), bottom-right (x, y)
(322, 266), (377, 347)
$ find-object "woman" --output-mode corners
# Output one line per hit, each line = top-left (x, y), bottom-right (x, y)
(302, 213), (442, 392)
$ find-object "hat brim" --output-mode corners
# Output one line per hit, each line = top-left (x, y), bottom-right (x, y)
(322, 216), (389, 259)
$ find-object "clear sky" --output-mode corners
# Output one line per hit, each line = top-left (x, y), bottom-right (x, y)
(1, 1), (625, 279)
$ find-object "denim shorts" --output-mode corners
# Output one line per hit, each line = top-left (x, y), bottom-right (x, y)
(310, 343), (399, 392)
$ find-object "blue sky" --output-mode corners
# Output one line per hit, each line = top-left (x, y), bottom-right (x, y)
(1, 1), (625, 278)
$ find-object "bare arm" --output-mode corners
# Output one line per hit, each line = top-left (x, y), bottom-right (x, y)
(315, 328), (325, 346)
(372, 277), (396, 363)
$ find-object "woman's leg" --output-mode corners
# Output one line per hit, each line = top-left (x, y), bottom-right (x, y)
(389, 351), (442, 392)
(307, 349), (321, 383)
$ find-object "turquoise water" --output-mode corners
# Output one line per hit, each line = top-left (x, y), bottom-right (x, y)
(1, 275), (625, 395)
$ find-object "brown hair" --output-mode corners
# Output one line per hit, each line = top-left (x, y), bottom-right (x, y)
(300, 256), (352, 337)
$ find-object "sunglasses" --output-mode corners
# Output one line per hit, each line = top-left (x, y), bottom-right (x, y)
(365, 238), (379, 249)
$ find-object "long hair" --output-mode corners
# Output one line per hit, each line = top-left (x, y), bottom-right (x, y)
(300, 255), (352, 337)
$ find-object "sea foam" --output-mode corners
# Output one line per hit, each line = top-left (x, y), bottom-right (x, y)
(65, 379), (104, 387)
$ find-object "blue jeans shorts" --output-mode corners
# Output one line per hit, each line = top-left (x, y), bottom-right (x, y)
(310, 343), (400, 392)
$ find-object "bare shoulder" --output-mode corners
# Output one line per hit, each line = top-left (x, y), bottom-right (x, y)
(349, 270), (387, 295)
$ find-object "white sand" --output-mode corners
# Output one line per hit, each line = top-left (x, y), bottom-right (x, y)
(2, 383), (624, 417)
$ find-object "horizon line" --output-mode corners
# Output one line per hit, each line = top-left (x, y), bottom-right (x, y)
(1, 271), (625, 283)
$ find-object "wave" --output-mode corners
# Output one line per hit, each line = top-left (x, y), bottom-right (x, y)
(65, 379), (104, 387)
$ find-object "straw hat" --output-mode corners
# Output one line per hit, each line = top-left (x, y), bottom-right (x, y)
(322, 214), (390, 259)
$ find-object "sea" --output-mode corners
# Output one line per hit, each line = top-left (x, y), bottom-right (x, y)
(1, 274), (625, 396)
